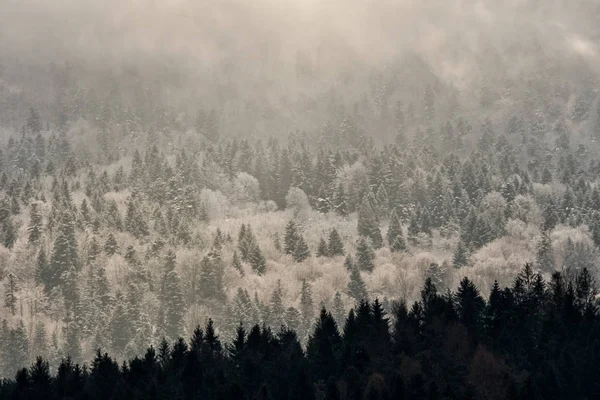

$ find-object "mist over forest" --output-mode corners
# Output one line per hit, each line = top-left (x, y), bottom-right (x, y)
(0, 0), (599, 398)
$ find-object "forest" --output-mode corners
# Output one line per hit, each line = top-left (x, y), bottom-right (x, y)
(0, 264), (599, 399)
(0, 0), (600, 397)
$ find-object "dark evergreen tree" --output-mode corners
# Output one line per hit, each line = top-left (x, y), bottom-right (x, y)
(28, 202), (43, 244)
(104, 233), (119, 256)
(284, 220), (300, 255)
(292, 235), (310, 262)
(3, 273), (18, 316)
(317, 238), (329, 257)
(357, 198), (383, 248)
(328, 228), (345, 256)
(356, 238), (375, 272)
(47, 211), (78, 291)
(387, 209), (407, 252)
(198, 249), (226, 302)
(160, 252), (186, 340)
(344, 254), (355, 271)
(248, 243), (267, 275)
(453, 240), (469, 267)
(348, 268), (368, 304)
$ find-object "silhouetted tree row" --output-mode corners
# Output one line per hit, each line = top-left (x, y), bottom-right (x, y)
(0, 264), (598, 400)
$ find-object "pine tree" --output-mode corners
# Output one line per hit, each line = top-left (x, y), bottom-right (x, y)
(292, 235), (311, 262)
(344, 254), (355, 271)
(299, 280), (314, 336)
(31, 321), (48, 360)
(453, 240), (469, 267)
(454, 277), (485, 339)
(27, 107), (42, 134)
(407, 210), (420, 244)
(2, 218), (16, 249)
(375, 184), (390, 220)
(284, 220), (300, 255)
(4, 273), (18, 316)
(103, 234), (120, 257)
(238, 224), (258, 262)
(231, 250), (244, 275)
(270, 280), (285, 328)
(536, 230), (554, 271)
(317, 238), (329, 257)
(387, 209), (407, 252)
(542, 202), (559, 232)
(4, 321), (29, 376)
(332, 292), (345, 327)
(327, 228), (344, 256)
(348, 268), (368, 304)
(109, 291), (130, 355)
(160, 253), (186, 340)
(48, 211), (78, 291)
(28, 202), (43, 244)
(332, 182), (349, 217)
(357, 198), (383, 248)
(248, 243), (267, 275)
(198, 249), (226, 302)
(356, 238), (376, 272)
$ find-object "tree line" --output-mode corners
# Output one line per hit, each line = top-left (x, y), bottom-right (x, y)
(0, 264), (598, 400)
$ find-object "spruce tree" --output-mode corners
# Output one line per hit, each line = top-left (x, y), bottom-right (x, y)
(387, 209), (407, 252)
(284, 220), (300, 255)
(536, 230), (554, 271)
(357, 198), (383, 248)
(109, 291), (130, 355)
(344, 254), (355, 271)
(375, 184), (390, 220)
(453, 240), (469, 267)
(103, 234), (118, 257)
(31, 321), (48, 360)
(332, 182), (349, 217)
(198, 249), (226, 302)
(328, 229), (344, 256)
(348, 268), (368, 304)
(293, 235), (311, 262)
(332, 292), (345, 327)
(356, 238), (376, 272)
(407, 210), (420, 244)
(316, 238), (329, 257)
(28, 202), (43, 244)
(248, 243), (267, 275)
(299, 280), (314, 337)
(270, 280), (284, 328)
(48, 211), (78, 291)
(161, 266), (186, 341)
(231, 250), (244, 275)
(3, 273), (18, 316)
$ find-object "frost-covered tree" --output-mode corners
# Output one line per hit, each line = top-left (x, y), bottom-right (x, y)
(270, 280), (284, 328)
(357, 198), (383, 249)
(3, 273), (18, 316)
(47, 212), (78, 291)
(28, 202), (43, 244)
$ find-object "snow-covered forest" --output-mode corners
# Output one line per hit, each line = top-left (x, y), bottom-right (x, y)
(0, 0), (600, 380)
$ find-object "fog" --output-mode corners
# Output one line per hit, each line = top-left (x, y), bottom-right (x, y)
(3, 0), (599, 85)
